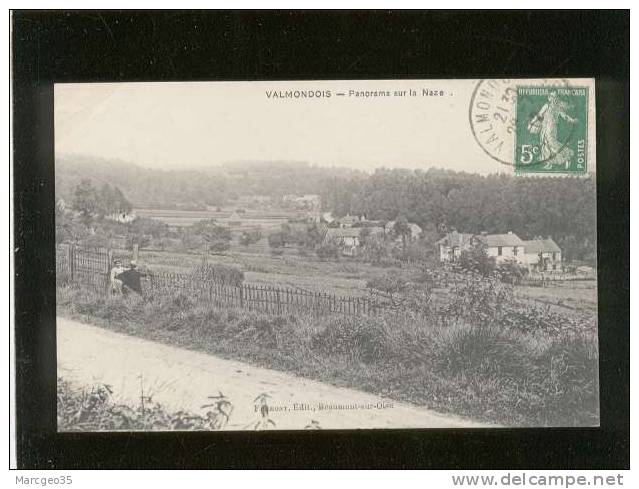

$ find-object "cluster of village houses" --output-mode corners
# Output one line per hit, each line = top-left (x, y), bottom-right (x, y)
(307, 210), (562, 273)
(59, 192), (562, 273)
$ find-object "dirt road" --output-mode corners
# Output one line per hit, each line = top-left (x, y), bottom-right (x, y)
(57, 317), (488, 430)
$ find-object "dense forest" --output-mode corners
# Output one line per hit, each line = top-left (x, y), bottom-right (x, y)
(56, 156), (597, 263)
(320, 168), (597, 263)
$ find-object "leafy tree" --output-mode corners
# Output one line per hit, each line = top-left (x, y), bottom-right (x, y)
(459, 242), (496, 276)
(191, 219), (231, 253)
(303, 224), (326, 249)
(366, 271), (410, 306)
(361, 234), (391, 266)
(392, 215), (411, 251)
(72, 179), (100, 227)
(315, 240), (340, 261)
(240, 228), (262, 246)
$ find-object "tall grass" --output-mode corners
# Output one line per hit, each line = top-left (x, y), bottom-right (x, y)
(56, 283), (599, 427)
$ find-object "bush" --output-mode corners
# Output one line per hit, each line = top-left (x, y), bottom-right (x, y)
(432, 324), (534, 381)
(315, 241), (340, 261)
(191, 263), (244, 286)
(459, 243), (496, 276)
(239, 228), (262, 246)
(57, 377), (231, 431)
(311, 315), (393, 364)
(190, 219), (231, 253)
(497, 259), (528, 284)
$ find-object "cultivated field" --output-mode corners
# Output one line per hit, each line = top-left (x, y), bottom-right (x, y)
(134, 247), (597, 314)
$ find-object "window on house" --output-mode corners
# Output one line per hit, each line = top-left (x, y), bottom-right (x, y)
(513, 247), (518, 256)
(497, 246), (502, 256)
(552, 263), (557, 271)
(552, 252), (557, 260)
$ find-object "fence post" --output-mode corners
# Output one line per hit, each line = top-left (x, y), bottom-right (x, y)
(67, 244), (75, 282)
(133, 243), (139, 262)
(239, 285), (244, 308)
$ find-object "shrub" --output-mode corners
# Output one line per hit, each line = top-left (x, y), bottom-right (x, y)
(315, 241), (340, 261)
(432, 324), (535, 382)
(497, 259), (528, 284)
(191, 263), (244, 286)
(459, 243), (496, 276)
(311, 315), (393, 364)
(239, 228), (262, 246)
(57, 377), (231, 431)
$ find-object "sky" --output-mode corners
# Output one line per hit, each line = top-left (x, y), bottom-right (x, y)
(55, 79), (596, 175)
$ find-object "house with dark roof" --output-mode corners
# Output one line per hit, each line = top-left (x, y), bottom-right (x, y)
(437, 230), (562, 271)
(521, 238), (562, 272)
(324, 226), (384, 256)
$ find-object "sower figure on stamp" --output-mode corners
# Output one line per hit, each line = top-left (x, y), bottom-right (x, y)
(527, 91), (578, 170)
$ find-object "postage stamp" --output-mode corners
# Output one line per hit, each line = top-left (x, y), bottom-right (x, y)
(514, 86), (588, 174)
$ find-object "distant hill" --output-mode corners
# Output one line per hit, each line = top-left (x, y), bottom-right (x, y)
(55, 155), (365, 208)
(55, 155), (230, 208)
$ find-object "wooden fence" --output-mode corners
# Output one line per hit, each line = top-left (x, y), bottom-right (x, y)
(57, 245), (393, 317)
(148, 270), (389, 316)
(56, 244), (114, 290)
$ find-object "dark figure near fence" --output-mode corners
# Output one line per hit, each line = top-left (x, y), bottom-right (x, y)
(117, 261), (146, 295)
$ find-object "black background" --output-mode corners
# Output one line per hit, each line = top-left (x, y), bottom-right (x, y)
(12, 10), (629, 469)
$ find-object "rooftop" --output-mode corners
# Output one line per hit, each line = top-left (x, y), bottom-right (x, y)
(523, 238), (561, 253)
(476, 232), (525, 247)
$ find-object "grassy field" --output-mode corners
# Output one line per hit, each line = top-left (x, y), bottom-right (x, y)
(137, 247), (598, 315)
(139, 248), (417, 296)
(57, 275), (599, 427)
(515, 282), (598, 315)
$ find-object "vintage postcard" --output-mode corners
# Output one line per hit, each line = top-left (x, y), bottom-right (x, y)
(55, 79), (598, 430)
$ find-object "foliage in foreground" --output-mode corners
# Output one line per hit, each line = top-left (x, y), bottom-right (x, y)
(57, 378), (231, 431)
(57, 280), (599, 427)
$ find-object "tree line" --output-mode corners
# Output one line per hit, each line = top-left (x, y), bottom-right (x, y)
(318, 168), (597, 263)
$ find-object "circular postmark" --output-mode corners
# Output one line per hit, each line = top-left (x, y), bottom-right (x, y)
(469, 79), (579, 168)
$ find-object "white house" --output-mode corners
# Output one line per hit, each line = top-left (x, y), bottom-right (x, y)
(105, 211), (136, 224)
(475, 232), (525, 264)
(334, 214), (361, 228)
(521, 238), (562, 272)
(437, 230), (562, 271)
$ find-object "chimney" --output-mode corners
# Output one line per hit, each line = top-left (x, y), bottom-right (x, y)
(508, 231), (513, 235)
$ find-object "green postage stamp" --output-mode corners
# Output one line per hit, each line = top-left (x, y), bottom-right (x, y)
(514, 86), (588, 174)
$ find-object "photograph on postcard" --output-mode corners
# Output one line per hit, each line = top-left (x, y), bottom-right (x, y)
(54, 79), (598, 431)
